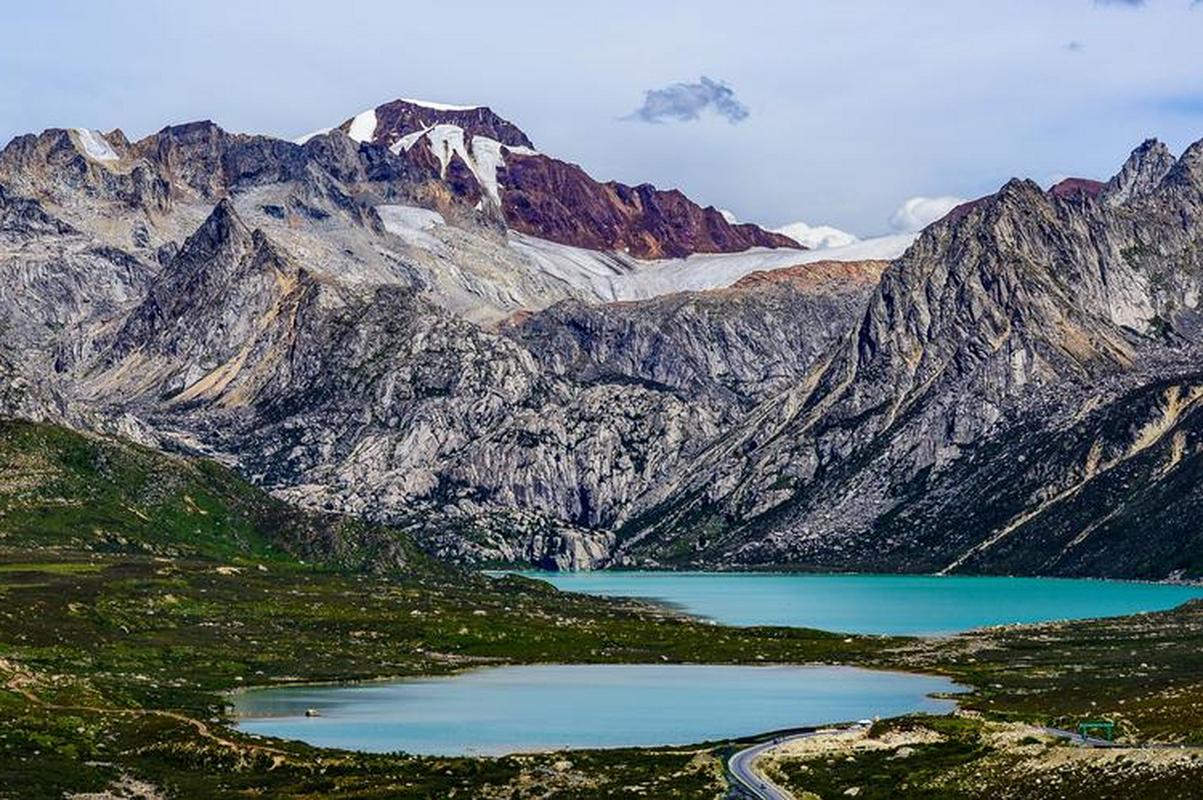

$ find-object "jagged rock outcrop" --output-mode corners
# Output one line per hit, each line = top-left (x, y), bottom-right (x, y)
(615, 138), (1203, 578)
(1101, 138), (1177, 207)
(97, 198), (306, 402)
(871, 368), (1203, 577)
(10, 190), (853, 567)
(504, 260), (886, 407)
(0, 182), (151, 362)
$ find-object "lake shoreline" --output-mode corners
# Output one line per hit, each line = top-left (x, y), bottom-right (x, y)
(487, 566), (1203, 588)
(7, 552), (1203, 797)
(497, 570), (1203, 636)
(231, 663), (962, 756)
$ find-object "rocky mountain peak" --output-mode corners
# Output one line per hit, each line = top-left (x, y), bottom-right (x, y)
(159, 201), (298, 311)
(6, 117), (1203, 577)
(1162, 137), (1203, 194)
(332, 98), (535, 153)
(137, 120), (232, 199)
(933, 178), (1044, 230)
(141, 120), (229, 161)
(279, 96), (807, 258)
(179, 197), (252, 263)
(153, 119), (224, 140)
(1048, 177), (1105, 201)
(995, 176), (1046, 202)
(99, 198), (305, 404)
(0, 128), (106, 199)
(1101, 137), (1176, 207)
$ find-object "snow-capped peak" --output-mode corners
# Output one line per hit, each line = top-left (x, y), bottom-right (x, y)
(294, 97), (539, 208)
(397, 97), (482, 112)
(389, 123), (537, 207)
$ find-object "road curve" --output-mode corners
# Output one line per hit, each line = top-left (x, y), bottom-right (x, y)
(728, 726), (865, 800)
(727, 724), (1129, 799)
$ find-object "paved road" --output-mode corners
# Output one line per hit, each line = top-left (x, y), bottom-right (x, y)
(1042, 726), (1124, 748)
(728, 724), (1135, 799)
(728, 726), (864, 800)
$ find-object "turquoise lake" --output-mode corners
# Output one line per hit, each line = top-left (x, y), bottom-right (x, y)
(233, 664), (958, 755)
(504, 571), (1203, 635)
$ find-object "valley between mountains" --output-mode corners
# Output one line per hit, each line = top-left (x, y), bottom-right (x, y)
(3, 97), (1203, 579)
(5, 93), (1203, 800)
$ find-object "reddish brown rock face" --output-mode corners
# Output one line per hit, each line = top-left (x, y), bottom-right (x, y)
(944, 178), (1104, 227)
(498, 153), (800, 259)
(340, 97), (801, 258)
(444, 152), (484, 207)
(1048, 177), (1105, 200)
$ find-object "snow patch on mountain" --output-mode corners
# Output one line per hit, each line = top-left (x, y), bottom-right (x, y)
(506, 230), (916, 302)
(610, 234), (914, 299)
(376, 204), (448, 254)
(391, 127), (429, 153)
(424, 124), (470, 175)
(388, 123), (536, 207)
(470, 137), (509, 206)
(347, 108), (378, 143)
(73, 129), (119, 162)
(509, 233), (635, 301)
(398, 97), (481, 111)
(294, 127), (332, 145)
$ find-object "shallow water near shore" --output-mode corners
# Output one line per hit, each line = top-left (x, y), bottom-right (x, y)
(233, 664), (958, 755)
(502, 571), (1203, 635)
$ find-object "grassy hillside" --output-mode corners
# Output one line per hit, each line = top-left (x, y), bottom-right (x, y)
(0, 418), (432, 573)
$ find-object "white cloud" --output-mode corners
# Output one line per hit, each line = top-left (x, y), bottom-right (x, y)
(773, 193), (962, 252)
(773, 221), (860, 250)
(888, 196), (965, 233)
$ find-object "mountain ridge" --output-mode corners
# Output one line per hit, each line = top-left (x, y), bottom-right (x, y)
(2, 103), (1202, 577)
(323, 96), (802, 257)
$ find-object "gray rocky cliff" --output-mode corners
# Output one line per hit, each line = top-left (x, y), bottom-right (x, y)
(3, 119), (1203, 578)
(617, 138), (1203, 578)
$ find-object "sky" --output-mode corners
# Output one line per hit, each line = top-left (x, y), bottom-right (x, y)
(3, 0), (1203, 237)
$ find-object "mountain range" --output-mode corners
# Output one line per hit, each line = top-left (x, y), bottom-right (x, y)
(2, 97), (1201, 578)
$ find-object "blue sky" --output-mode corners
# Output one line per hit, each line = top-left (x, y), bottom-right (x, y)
(2, 0), (1202, 235)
